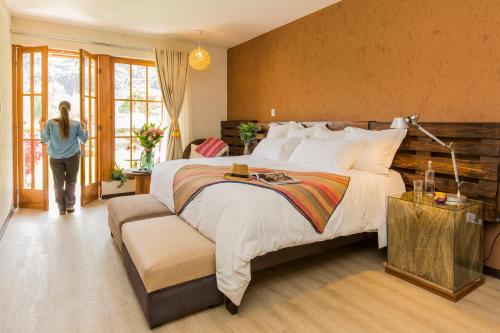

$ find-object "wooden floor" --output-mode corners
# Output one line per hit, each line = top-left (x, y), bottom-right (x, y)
(0, 200), (499, 333)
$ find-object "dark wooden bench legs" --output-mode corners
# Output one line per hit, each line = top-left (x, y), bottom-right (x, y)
(225, 298), (239, 315)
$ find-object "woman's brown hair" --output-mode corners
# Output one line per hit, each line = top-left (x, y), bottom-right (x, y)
(56, 101), (71, 139)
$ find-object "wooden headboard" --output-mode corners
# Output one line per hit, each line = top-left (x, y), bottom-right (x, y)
(221, 120), (500, 223)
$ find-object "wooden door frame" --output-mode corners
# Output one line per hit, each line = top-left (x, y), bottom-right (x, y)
(14, 45), (49, 210)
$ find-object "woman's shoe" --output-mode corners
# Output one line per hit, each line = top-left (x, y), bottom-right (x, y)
(66, 207), (75, 213)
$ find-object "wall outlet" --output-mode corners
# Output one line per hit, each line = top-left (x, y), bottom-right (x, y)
(271, 108), (276, 117)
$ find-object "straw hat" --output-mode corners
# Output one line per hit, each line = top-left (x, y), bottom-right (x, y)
(223, 163), (251, 181)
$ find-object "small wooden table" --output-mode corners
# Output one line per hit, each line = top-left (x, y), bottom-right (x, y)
(124, 170), (152, 195)
(386, 192), (484, 301)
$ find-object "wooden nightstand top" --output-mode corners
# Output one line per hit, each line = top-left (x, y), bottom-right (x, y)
(389, 192), (482, 211)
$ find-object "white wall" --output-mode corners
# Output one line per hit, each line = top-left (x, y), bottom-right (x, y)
(0, 0), (13, 227)
(11, 16), (227, 141)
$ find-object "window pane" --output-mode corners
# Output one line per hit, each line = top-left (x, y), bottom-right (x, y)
(90, 59), (96, 97)
(23, 140), (32, 189)
(23, 53), (31, 94)
(132, 65), (146, 100)
(115, 138), (131, 169)
(148, 102), (162, 126)
(115, 101), (130, 136)
(34, 52), (42, 94)
(114, 63), (130, 99)
(23, 96), (31, 139)
(147, 67), (161, 101)
(34, 141), (43, 190)
(132, 101), (147, 130)
(84, 57), (89, 96)
(131, 138), (141, 167)
(34, 96), (42, 139)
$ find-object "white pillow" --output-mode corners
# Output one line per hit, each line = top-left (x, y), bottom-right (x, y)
(344, 127), (407, 175)
(288, 138), (365, 173)
(287, 124), (326, 139)
(266, 121), (303, 138)
(309, 126), (345, 140)
(251, 138), (301, 161)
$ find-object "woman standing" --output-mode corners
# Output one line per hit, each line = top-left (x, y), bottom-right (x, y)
(41, 101), (88, 214)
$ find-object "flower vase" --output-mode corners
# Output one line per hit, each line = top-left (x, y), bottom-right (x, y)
(140, 148), (155, 171)
(243, 141), (251, 155)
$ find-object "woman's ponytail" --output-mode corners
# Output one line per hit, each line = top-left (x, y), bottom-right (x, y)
(58, 101), (71, 139)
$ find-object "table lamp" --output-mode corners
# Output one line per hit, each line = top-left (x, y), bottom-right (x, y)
(390, 115), (466, 204)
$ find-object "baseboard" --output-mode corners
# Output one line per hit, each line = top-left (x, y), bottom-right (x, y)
(101, 192), (135, 199)
(483, 266), (500, 279)
(0, 207), (15, 243)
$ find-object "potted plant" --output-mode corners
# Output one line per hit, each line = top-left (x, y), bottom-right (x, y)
(134, 123), (167, 171)
(238, 122), (260, 155)
(102, 164), (136, 196)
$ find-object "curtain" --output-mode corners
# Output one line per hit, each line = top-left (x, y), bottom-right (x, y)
(154, 49), (189, 160)
(179, 79), (193, 150)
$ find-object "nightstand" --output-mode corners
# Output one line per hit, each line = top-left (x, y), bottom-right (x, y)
(124, 170), (152, 195)
(385, 192), (484, 301)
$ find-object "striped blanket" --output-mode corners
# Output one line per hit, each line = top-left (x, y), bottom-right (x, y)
(173, 165), (350, 233)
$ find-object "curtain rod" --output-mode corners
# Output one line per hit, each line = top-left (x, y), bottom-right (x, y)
(11, 30), (154, 52)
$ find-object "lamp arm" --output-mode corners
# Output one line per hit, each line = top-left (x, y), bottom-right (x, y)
(413, 123), (462, 192)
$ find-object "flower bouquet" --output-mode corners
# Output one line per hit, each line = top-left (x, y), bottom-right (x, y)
(133, 123), (166, 171)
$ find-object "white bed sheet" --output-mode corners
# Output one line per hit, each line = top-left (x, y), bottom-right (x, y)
(150, 156), (405, 305)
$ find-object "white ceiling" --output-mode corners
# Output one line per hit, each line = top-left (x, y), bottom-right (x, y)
(6, 0), (341, 48)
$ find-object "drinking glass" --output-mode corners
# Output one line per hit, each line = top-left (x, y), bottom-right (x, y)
(414, 180), (423, 198)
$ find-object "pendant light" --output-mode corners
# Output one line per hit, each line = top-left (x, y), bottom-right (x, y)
(189, 30), (211, 71)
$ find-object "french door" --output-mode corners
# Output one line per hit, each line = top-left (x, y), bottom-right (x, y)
(16, 46), (49, 210)
(80, 49), (99, 206)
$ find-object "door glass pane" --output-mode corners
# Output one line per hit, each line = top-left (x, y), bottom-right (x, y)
(23, 53), (31, 94)
(84, 57), (89, 96)
(115, 101), (130, 136)
(34, 52), (42, 94)
(23, 96), (31, 139)
(148, 102), (162, 126)
(90, 138), (97, 183)
(132, 65), (146, 100)
(85, 97), (91, 136)
(148, 67), (161, 101)
(90, 58), (96, 97)
(34, 96), (42, 139)
(132, 101), (147, 130)
(90, 98), (96, 137)
(115, 138), (131, 169)
(23, 140), (32, 189)
(114, 63), (130, 99)
(34, 141), (43, 190)
(85, 141), (90, 186)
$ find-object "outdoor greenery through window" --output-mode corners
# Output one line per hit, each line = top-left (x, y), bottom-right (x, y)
(113, 60), (166, 169)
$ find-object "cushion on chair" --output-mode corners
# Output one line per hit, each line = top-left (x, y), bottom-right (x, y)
(190, 144), (228, 158)
(122, 216), (216, 293)
(107, 194), (172, 252)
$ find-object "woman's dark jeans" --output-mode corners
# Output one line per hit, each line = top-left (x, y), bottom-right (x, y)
(49, 154), (80, 212)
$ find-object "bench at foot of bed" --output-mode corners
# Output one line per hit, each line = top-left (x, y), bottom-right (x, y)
(122, 216), (224, 328)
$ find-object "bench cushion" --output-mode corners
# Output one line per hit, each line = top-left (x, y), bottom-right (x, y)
(122, 216), (216, 293)
(107, 194), (172, 252)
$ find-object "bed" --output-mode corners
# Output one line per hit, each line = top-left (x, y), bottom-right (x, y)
(150, 121), (408, 310)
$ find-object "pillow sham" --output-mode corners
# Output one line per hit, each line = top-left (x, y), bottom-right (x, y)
(251, 138), (301, 161)
(309, 126), (345, 140)
(344, 127), (407, 175)
(286, 124), (327, 139)
(288, 138), (365, 173)
(266, 121), (303, 138)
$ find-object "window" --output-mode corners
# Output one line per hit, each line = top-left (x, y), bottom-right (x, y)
(112, 59), (166, 169)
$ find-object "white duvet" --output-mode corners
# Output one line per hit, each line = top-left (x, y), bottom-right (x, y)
(150, 156), (405, 305)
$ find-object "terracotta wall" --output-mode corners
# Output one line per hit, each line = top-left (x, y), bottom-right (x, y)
(227, 0), (500, 271)
(228, 0), (500, 123)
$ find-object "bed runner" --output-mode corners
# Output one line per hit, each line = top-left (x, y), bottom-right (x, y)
(173, 165), (350, 233)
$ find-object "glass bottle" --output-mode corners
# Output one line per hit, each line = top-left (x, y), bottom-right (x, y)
(424, 160), (435, 196)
